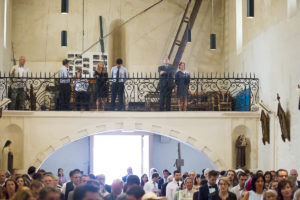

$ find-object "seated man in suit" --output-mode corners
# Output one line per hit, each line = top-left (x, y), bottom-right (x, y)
(198, 170), (219, 200)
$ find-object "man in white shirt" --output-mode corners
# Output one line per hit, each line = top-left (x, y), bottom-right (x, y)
(9, 56), (30, 110)
(230, 172), (247, 200)
(59, 59), (71, 110)
(144, 172), (160, 195)
(110, 58), (128, 111)
(175, 177), (196, 200)
(166, 170), (181, 200)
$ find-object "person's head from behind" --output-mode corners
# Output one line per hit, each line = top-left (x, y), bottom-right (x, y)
(12, 187), (34, 200)
(152, 173), (159, 182)
(39, 187), (60, 200)
(111, 179), (123, 196)
(263, 189), (277, 200)
(27, 166), (36, 176)
(62, 59), (70, 67)
(294, 189), (300, 200)
(167, 175), (173, 183)
(74, 184), (100, 200)
(126, 186), (145, 200)
(251, 174), (265, 192)
(96, 174), (105, 185)
(277, 180), (293, 200)
(19, 56), (26, 67)
(173, 170), (181, 182)
(30, 180), (43, 199)
(184, 177), (193, 191)
(126, 175), (140, 192)
(116, 58), (123, 67)
(208, 170), (219, 185)
(276, 169), (288, 182)
(218, 177), (230, 193)
(42, 174), (53, 187)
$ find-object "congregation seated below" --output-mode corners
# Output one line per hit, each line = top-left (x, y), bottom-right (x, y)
(0, 166), (299, 200)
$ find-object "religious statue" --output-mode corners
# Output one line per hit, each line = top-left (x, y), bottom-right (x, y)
(260, 110), (270, 145)
(235, 135), (247, 168)
(1, 140), (13, 173)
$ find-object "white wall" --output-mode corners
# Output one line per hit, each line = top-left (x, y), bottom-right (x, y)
(40, 136), (90, 177)
(224, 0), (300, 170)
(0, 0), (12, 72)
(151, 135), (215, 174)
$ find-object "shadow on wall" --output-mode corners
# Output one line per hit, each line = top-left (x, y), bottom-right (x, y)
(2, 124), (24, 170)
(109, 19), (126, 70)
(232, 125), (251, 170)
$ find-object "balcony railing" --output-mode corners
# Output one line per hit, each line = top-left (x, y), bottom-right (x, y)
(0, 72), (259, 111)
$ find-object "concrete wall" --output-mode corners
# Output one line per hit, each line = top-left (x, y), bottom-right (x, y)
(39, 136), (90, 178)
(10, 0), (225, 73)
(152, 135), (215, 174)
(0, 111), (259, 172)
(0, 0), (12, 72)
(223, 0), (300, 170)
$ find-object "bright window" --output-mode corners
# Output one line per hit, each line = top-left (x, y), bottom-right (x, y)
(287, 0), (297, 17)
(3, 0), (7, 48)
(236, 0), (243, 54)
(93, 135), (149, 184)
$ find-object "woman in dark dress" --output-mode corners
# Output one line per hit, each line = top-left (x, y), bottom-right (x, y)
(94, 61), (108, 111)
(175, 62), (190, 111)
(210, 177), (237, 200)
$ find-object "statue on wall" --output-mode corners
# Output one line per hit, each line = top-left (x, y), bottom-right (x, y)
(236, 135), (247, 168)
(260, 110), (270, 145)
(277, 94), (290, 142)
(1, 140), (13, 173)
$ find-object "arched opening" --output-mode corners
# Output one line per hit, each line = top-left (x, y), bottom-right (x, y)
(2, 124), (24, 170)
(39, 130), (216, 183)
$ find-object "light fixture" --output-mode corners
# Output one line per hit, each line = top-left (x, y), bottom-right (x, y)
(61, 30), (67, 46)
(210, 34), (216, 50)
(61, 0), (69, 14)
(247, 0), (254, 18)
(210, 0), (216, 50)
(187, 29), (191, 43)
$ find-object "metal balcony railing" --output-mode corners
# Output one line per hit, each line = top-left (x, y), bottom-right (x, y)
(0, 72), (259, 111)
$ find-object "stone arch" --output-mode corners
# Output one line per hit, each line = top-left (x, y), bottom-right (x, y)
(34, 121), (226, 170)
(232, 125), (252, 169)
(2, 124), (24, 169)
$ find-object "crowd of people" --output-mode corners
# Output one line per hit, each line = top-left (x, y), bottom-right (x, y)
(8, 56), (191, 111)
(0, 166), (300, 200)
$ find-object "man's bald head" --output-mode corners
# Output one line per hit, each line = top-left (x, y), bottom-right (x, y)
(111, 179), (123, 195)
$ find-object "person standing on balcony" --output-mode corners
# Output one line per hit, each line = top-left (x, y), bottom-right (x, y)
(9, 56), (30, 110)
(175, 62), (190, 111)
(94, 61), (108, 111)
(59, 59), (71, 111)
(73, 70), (89, 111)
(158, 58), (175, 111)
(110, 58), (128, 111)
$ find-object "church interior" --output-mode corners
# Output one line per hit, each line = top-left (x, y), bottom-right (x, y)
(0, 0), (300, 199)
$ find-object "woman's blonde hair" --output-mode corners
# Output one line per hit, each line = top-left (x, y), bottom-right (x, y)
(263, 190), (277, 200)
(97, 61), (107, 73)
(218, 177), (230, 186)
(294, 189), (300, 200)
